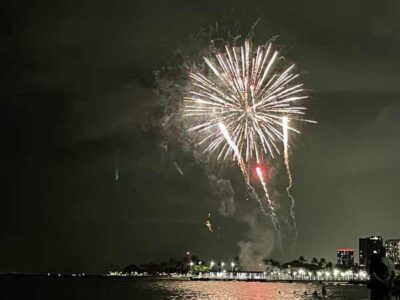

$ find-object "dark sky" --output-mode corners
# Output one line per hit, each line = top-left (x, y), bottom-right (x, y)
(1, 0), (399, 273)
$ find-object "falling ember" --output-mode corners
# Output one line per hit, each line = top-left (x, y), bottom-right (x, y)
(173, 161), (184, 176)
(205, 220), (213, 232)
(114, 167), (119, 182)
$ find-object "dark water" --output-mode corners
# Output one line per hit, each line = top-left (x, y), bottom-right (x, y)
(0, 276), (369, 300)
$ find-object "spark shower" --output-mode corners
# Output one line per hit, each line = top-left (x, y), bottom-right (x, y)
(183, 39), (315, 248)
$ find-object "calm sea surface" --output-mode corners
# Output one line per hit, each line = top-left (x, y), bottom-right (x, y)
(0, 276), (369, 300)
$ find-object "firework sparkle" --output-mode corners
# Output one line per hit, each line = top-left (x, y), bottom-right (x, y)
(181, 37), (314, 252)
(282, 116), (298, 247)
(184, 40), (312, 165)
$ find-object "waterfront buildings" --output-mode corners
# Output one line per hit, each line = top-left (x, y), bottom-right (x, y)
(385, 239), (400, 266)
(336, 248), (354, 268)
(359, 236), (383, 268)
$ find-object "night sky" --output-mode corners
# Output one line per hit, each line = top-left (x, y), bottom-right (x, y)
(1, 0), (399, 273)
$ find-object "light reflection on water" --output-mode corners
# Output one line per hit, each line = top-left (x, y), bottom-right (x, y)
(150, 280), (369, 300)
(0, 276), (370, 299)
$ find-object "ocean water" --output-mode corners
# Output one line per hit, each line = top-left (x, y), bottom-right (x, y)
(0, 276), (369, 300)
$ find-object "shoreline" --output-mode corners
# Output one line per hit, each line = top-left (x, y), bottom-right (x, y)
(0, 273), (367, 285)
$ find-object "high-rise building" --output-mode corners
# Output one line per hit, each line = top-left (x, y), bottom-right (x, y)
(337, 248), (354, 268)
(385, 239), (400, 265)
(359, 238), (368, 266)
(359, 236), (383, 268)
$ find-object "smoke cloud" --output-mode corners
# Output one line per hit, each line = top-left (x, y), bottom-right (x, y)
(237, 213), (275, 271)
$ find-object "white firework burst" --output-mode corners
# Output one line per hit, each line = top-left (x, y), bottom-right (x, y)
(184, 40), (313, 164)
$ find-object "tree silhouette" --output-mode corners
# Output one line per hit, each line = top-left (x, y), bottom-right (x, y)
(298, 256), (307, 264)
(326, 261), (333, 269)
(263, 259), (281, 268)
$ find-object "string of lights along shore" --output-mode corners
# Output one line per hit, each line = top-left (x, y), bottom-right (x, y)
(184, 39), (315, 240)
(170, 235), (400, 282)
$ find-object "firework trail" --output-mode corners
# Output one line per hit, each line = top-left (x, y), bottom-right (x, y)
(282, 116), (298, 245)
(255, 166), (282, 247)
(219, 122), (270, 217)
(173, 161), (184, 176)
(255, 166), (273, 213)
(219, 121), (281, 245)
(218, 122), (250, 185)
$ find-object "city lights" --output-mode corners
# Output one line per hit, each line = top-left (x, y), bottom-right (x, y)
(185, 259), (371, 282)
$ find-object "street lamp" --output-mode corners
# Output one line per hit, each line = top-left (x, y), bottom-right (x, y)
(333, 269), (339, 279)
(210, 261), (215, 269)
(299, 269), (305, 280)
(325, 271), (331, 279)
(231, 262), (235, 271)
